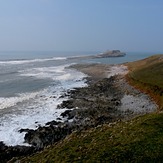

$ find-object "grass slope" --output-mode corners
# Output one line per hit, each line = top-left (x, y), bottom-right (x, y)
(17, 113), (163, 162)
(126, 54), (163, 109)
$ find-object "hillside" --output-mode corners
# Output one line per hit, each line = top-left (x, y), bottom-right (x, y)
(12, 113), (163, 162)
(126, 54), (163, 110)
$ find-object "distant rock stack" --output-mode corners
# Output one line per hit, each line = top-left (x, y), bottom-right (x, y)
(97, 50), (126, 58)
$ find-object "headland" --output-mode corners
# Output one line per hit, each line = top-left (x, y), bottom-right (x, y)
(4, 54), (163, 162)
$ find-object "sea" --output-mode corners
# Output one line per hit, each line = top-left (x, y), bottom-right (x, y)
(0, 51), (156, 146)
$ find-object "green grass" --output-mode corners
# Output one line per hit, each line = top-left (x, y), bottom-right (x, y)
(126, 54), (163, 109)
(18, 113), (163, 162)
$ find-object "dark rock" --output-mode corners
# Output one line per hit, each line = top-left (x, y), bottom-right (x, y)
(60, 110), (72, 118)
(19, 128), (33, 133)
(46, 120), (61, 126)
(24, 124), (73, 149)
(50, 96), (56, 98)
(60, 110), (76, 119)
(0, 141), (7, 151)
(0, 141), (36, 163)
(57, 100), (74, 109)
(21, 77), (124, 150)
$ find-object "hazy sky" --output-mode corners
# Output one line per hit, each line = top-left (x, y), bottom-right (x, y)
(0, 0), (163, 52)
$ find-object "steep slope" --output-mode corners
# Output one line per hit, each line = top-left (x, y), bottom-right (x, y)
(126, 54), (163, 109)
(13, 113), (163, 162)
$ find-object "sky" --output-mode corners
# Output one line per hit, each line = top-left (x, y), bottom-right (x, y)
(0, 0), (163, 52)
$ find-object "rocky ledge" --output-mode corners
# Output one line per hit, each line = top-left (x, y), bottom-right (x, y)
(0, 142), (36, 163)
(21, 76), (125, 149)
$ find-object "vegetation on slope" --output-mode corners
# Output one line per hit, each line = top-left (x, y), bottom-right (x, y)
(126, 54), (163, 110)
(16, 113), (163, 162)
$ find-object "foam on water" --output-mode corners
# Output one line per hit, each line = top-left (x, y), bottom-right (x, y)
(19, 64), (86, 82)
(0, 65), (87, 146)
(0, 92), (39, 110)
(0, 57), (66, 65)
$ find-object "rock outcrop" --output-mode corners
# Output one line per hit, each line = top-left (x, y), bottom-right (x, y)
(0, 141), (36, 163)
(96, 50), (126, 58)
(21, 76), (125, 149)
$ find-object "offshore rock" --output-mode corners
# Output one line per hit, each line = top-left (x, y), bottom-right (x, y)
(96, 50), (126, 58)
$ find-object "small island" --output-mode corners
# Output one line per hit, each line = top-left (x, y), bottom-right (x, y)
(69, 50), (126, 60)
(96, 50), (126, 58)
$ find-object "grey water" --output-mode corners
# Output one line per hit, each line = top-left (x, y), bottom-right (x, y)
(0, 51), (155, 97)
(88, 51), (157, 64)
(0, 51), (99, 96)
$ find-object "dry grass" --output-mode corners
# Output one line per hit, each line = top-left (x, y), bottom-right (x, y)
(15, 113), (163, 163)
(126, 54), (163, 110)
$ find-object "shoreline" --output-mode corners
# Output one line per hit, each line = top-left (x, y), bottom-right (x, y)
(1, 63), (158, 162)
(70, 63), (157, 113)
(20, 63), (157, 147)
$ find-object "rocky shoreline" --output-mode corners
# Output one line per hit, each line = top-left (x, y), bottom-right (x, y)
(1, 63), (157, 162)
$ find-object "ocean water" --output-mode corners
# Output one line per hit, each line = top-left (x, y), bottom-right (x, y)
(87, 52), (157, 64)
(0, 51), (155, 146)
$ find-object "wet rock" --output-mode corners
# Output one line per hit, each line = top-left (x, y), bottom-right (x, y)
(57, 100), (74, 109)
(0, 141), (7, 151)
(19, 128), (33, 133)
(60, 110), (72, 118)
(60, 110), (76, 119)
(17, 77), (124, 150)
(24, 124), (73, 149)
(0, 141), (36, 163)
(46, 120), (61, 126)
(50, 96), (56, 98)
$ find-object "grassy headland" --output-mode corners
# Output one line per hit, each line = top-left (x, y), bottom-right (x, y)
(126, 54), (163, 110)
(11, 55), (163, 162)
(14, 113), (163, 162)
